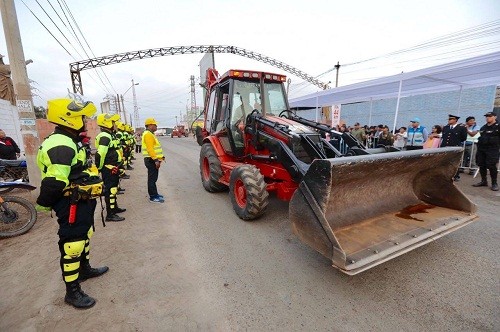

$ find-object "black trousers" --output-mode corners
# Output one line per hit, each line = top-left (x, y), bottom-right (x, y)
(476, 146), (499, 183)
(144, 157), (159, 197)
(135, 145), (142, 153)
(101, 167), (120, 214)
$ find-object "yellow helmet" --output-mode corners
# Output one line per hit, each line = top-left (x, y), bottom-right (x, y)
(97, 113), (120, 129)
(115, 121), (125, 131)
(47, 98), (97, 131)
(145, 117), (158, 126)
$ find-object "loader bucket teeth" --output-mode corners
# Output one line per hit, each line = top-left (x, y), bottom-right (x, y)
(289, 147), (478, 275)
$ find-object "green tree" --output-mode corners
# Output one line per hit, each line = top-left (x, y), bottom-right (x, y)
(34, 106), (46, 119)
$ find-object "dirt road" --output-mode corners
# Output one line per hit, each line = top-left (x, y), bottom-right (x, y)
(1, 137), (498, 331)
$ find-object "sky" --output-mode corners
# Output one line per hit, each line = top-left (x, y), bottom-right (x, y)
(1, 0), (499, 127)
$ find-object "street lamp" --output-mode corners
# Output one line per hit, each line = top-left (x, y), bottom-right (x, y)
(120, 80), (139, 125)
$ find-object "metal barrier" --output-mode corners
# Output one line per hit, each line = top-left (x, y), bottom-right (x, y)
(459, 143), (479, 177)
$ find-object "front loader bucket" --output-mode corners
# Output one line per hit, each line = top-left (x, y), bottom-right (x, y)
(289, 147), (477, 275)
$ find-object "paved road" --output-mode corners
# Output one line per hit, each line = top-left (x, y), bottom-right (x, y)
(0, 136), (498, 331)
(161, 137), (499, 331)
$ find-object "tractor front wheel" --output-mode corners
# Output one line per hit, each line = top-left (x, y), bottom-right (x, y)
(200, 143), (228, 192)
(229, 165), (269, 220)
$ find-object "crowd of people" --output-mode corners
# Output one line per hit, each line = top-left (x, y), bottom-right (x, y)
(334, 112), (499, 190)
(35, 95), (165, 309)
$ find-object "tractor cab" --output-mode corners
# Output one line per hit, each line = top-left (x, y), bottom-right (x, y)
(202, 69), (288, 157)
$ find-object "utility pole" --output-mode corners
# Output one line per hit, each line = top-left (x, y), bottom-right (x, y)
(1, 0), (41, 190)
(334, 61), (340, 88)
(131, 79), (139, 129)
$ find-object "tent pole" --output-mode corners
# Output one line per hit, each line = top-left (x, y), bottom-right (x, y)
(315, 96), (319, 122)
(456, 85), (463, 116)
(392, 74), (403, 133)
(368, 98), (373, 126)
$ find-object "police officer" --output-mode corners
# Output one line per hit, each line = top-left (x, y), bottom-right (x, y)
(473, 112), (499, 191)
(142, 117), (165, 203)
(36, 97), (108, 309)
(95, 113), (125, 222)
(440, 114), (468, 181)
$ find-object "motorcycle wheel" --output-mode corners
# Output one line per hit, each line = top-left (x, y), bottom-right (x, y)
(0, 196), (38, 238)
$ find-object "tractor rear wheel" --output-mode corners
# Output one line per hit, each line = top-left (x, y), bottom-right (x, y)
(200, 143), (228, 192)
(229, 165), (269, 220)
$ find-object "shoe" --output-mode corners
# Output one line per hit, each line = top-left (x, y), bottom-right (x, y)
(64, 281), (95, 309)
(157, 194), (164, 199)
(472, 180), (488, 187)
(118, 188), (125, 192)
(492, 183), (499, 191)
(127, 166), (134, 170)
(149, 196), (164, 203)
(453, 176), (460, 182)
(120, 174), (130, 179)
(117, 190), (125, 195)
(106, 214), (125, 222)
(114, 207), (126, 213)
(79, 262), (109, 282)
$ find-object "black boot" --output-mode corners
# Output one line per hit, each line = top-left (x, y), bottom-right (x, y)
(79, 261), (109, 281)
(106, 214), (125, 222)
(114, 207), (127, 213)
(492, 182), (499, 191)
(64, 281), (95, 309)
(472, 180), (488, 187)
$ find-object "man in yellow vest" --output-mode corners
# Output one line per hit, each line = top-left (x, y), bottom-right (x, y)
(142, 118), (165, 203)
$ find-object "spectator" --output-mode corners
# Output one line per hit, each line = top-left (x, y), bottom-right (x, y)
(393, 127), (407, 149)
(472, 112), (499, 191)
(0, 129), (20, 160)
(440, 114), (468, 181)
(423, 125), (442, 148)
(377, 125), (394, 146)
(406, 117), (428, 150)
(351, 122), (366, 144)
(463, 116), (480, 174)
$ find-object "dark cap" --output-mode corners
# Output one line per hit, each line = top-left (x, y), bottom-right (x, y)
(448, 114), (460, 120)
(465, 116), (475, 122)
(354, 122), (360, 126)
(484, 112), (496, 117)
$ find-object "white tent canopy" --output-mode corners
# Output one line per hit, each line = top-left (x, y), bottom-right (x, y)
(289, 51), (500, 108)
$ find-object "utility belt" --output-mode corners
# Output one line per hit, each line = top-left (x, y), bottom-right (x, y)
(63, 175), (104, 200)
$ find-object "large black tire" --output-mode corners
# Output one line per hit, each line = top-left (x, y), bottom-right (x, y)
(0, 196), (38, 238)
(200, 143), (228, 193)
(229, 165), (269, 220)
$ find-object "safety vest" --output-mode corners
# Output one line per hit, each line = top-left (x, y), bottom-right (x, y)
(407, 126), (426, 147)
(95, 130), (121, 170)
(142, 130), (164, 159)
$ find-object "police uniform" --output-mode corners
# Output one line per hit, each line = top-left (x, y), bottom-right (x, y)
(36, 98), (108, 309)
(440, 114), (468, 181)
(95, 113), (125, 222)
(473, 112), (499, 191)
(440, 115), (468, 147)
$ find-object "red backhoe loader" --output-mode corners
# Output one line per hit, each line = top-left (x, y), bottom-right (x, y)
(196, 68), (478, 275)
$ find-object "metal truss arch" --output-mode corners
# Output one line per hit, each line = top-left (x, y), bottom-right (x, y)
(69, 45), (329, 94)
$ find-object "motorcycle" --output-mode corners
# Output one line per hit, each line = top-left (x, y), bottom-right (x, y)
(0, 182), (38, 238)
(0, 159), (29, 194)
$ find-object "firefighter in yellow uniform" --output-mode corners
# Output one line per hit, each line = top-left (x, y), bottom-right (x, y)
(36, 97), (108, 309)
(142, 117), (165, 203)
(95, 113), (125, 222)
